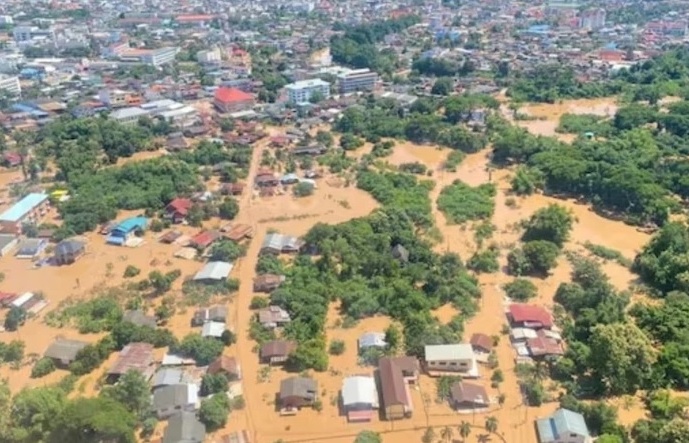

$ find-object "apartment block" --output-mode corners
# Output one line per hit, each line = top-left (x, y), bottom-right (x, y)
(285, 79), (331, 104)
(338, 68), (378, 94)
(0, 75), (21, 97)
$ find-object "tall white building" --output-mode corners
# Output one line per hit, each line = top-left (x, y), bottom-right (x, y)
(13, 26), (55, 43)
(197, 48), (222, 64)
(285, 79), (331, 104)
(0, 75), (21, 97)
(338, 69), (378, 94)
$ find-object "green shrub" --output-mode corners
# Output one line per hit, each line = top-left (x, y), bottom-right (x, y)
(31, 357), (56, 378)
(329, 339), (346, 356)
(123, 265), (141, 278)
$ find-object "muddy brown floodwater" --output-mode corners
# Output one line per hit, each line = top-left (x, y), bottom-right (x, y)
(0, 113), (656, 442)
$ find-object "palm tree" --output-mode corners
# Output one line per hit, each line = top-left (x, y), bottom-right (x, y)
(440, 426), (453, 443)
(485, 416), (498, 434)
(458, 421), (471, 441)
(421, 427), (435, 443)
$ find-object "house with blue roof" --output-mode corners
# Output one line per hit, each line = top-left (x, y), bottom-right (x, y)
(0, 193), (49, 234)
(536, 408), (592, 443)
(106, 216), (148, 245)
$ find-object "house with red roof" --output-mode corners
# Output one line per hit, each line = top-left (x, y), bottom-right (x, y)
(190, 230), (221, 250)
(165, 198), (193, 223)
(214, 87), (255, 114)
(507, 304), (553, 330)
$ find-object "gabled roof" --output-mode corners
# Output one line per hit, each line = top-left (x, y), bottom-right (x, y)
(279, 376), (317, 400)
(359, 332), (386, 349)
(208, 355), (240, 377)
(378, 356), (418, 410)
(214, 87), (253, 104)
(193, 261), (233, 281)
(536, 408), (590, 442)
(342, 376), (378, 407)
(163, 411), (205, 443)
(153, 384), (198, 410)
(260, 340), (297, 359)
(55, 239), (85, 256)
(424, 343), (474, 362)
(44, 338), (88, 361)
(450, 382), (489, 406)
(508, 303), (553, 328)
(470, 333), (493, 352)
(108, 342), (154, 376)
(166, 198), (193, 216)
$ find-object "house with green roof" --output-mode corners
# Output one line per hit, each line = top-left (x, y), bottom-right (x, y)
(536, 408), (592, 443)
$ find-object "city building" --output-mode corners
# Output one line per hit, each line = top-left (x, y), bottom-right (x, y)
(110, 107), (150, 125)
(338, 68), (378, 94)
(213, 87), (255, 113)
(285, 79), (331, 104)
(119, 47), (179, 66)
(0, 75), (21, 97)
(197, 49), (222, 64)
(0, 193), (49, 234)
(0, 16), (13, 26)
(12, 26), (55, 44)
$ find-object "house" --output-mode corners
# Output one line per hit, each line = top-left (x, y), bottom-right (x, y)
(449, 382), (490, 410)
(224, 224), (253, 242)
(259, 340), (297, 365)
(424, 344), (478, 377)
(511, 327), (539, 343)
(221, 183), (245, 196)
(280, 173), (299, 185)
(207, 355), (241, 380)
(260, 233), (303, 255)
(378, 356), (419, 420)
(190, 230), (221, 250)
(508, 304), (553, 329)
(123, 309), (157, 328)
(152, 368), (191, 391)
(391, 244), (409, 263)
(292, 145), (327, 156)
(254, 172), (280, 188)
(341, 376), (379, 422)
(163, 411), (206, 443)
(106, 216), (148, 246)
(527, 331), (564, 359)
(258, 306), (291, 328)
(279, 376), (318, 411)
(159, 230), (184, 244)
(0, 193), (49, 234)
(192, 306), (228, 326)
(153, 383), (199, 419)
(0, 234), (18, 256)
(44, 338), (88, 368)
(253, 274), (285, 292)
(536, 408), (592, 443)
(193, 261), (233, 282)
(470, 333), (493, 354)
(165, 198), (193, 223)
(107, 342), (155, 382)
(2, 152), (22, 167)
(15, 238), (47, 259)
(214, 87), (254, 114)
(358, 332), (387, 352)
(54, 239), (86, 265)
(202, 321), (226, 339)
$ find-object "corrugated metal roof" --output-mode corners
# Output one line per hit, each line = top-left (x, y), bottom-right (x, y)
(342, 376), (378, 407)
(0, 193), (48, 222)
(193, 261), (232, 281)
(424, 344), (473, 362)
(536, 408), (590, 442)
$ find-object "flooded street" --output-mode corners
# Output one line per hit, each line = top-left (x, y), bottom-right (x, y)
(0, 102), (657, 442)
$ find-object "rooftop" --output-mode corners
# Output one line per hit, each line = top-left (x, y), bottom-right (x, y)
(536, 408), (590, 442)
(424, 343), (474, 362)
(0, 193), (48, 222)
(286, 79), (330, 90)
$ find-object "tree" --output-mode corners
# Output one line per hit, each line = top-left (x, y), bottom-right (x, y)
(210, 240), (243, 262)
(340, 133), (364, 150)
(198, 395), (230, 431)
(440, 426), (453, 442)
(522, 240), (561, 275)
(10, 386), (67, 442)
(354, 430), (381, 443)
(522, 204), (575, 247)
(422, 427), (436, 443)
(588, 322), (657, 395)
(316, 130), (334, 147)
(329, 339), (346, 355)
(458, 421), (471, 441)
(172, 334), (224, 366)
(384, 324), (401, 353)
(218, 198), (239, 220)
(4, 306), (26, 331)
(485, 416), (498, 433)
(31, 357), (56, 378)
(293, 181), (315, 197)
(221, 329), (236, 346)
(200, 373), (229, 396)
(52, 396), (136, 443)
(502, 278), (537, 301)
(286, 339), (328, 372)
(432, 77), (454, 96)
(100, 370), (152, 420)
(148, 270), (176, 295)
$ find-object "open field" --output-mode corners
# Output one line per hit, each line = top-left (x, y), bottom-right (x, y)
(0, 99), (659, 442)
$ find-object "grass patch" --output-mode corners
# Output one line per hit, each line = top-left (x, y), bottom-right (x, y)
(582, 241), (632, 268)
